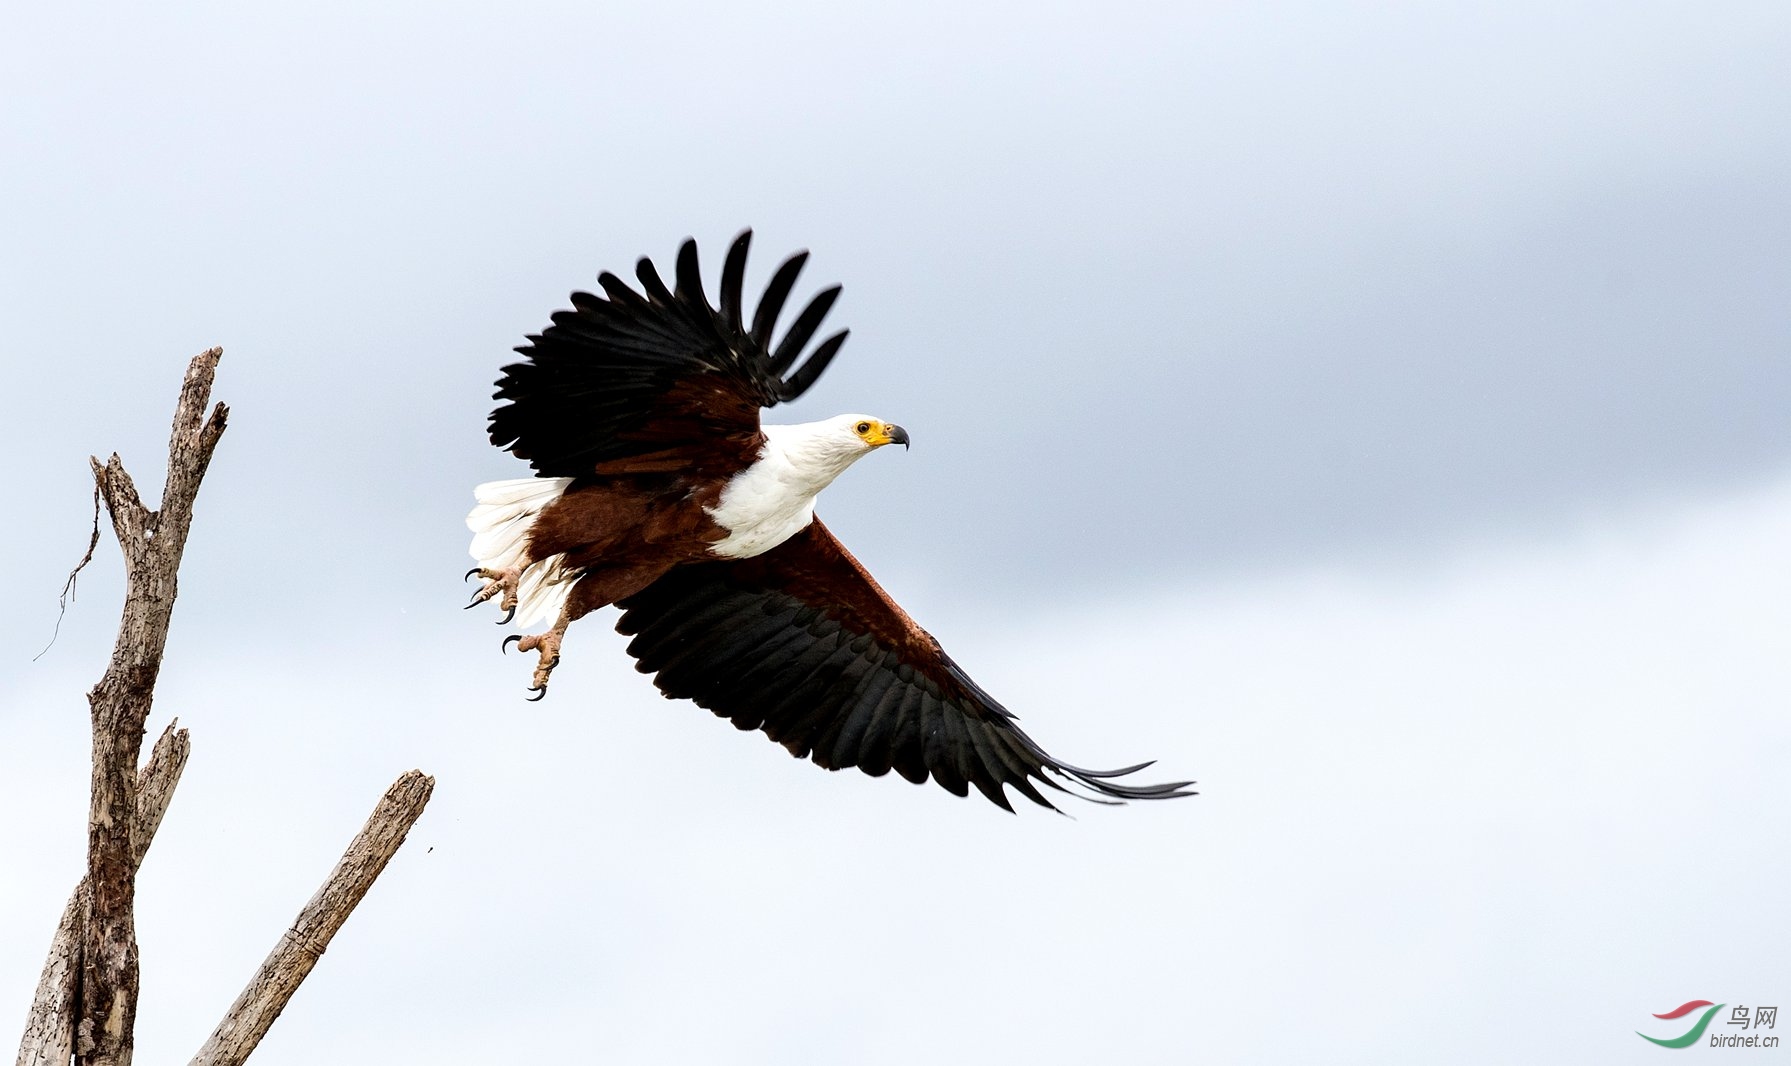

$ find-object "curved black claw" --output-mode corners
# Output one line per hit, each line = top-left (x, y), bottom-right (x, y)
(464, 567), (482, 583)
(525, 685), (548, 702)
(495, 605), (516, 625)
(501, 634), (522, 654)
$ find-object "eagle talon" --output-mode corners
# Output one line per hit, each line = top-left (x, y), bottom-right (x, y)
(464, 566), (521, 615)
(495, 605), (516, 625)
(525, 685), (547, 702)
(500, 627), (568, 692)
(502, 634), (522, 654)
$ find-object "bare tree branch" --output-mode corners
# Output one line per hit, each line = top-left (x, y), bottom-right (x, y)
(77, 348), (226, 1066)
(189, 771), (436, 1066)
(131, 720), (194, 871)
(16, 722), (191, 1066)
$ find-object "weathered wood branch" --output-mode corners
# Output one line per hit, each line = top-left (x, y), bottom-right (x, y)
(189, 771), (436, 1066)
(77, 348), (226, 1066)
(16, 722), (191, 1066)
(129, 721), (191, 868)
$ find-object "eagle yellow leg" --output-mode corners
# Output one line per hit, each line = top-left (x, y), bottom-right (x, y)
(502, 613), (569, 701)
(464, 566), (522, 623)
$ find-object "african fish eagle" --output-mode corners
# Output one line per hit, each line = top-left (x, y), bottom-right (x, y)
(466, 231), (1193, 811)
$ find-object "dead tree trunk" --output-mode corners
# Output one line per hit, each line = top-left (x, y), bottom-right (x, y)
(74, 350), (227, 1066)
(15, 350), (435, 1066)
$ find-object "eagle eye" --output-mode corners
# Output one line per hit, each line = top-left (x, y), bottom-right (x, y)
(855, 421), (871, 434)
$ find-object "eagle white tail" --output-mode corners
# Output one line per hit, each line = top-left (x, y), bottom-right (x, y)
(467, 477), (577, 628)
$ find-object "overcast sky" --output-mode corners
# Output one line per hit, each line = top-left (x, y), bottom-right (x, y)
(3, 3), (1788, 1063)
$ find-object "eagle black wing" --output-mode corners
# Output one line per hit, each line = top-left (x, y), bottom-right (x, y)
(614, 521), (1196, 812)
(488, 230), (849, 479)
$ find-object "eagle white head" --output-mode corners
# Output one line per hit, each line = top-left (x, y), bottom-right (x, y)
(779, 413), (909, 468)
(706, 414), (908, 559)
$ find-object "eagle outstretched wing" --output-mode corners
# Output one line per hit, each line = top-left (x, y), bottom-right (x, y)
(615, 521), (1197, 811)
(488, 230), (849, 478)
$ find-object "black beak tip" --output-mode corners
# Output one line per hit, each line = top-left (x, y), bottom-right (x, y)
(888, 424), (910, 450)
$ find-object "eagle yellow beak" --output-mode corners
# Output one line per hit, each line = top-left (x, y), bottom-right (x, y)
(872, 423), (910, 450)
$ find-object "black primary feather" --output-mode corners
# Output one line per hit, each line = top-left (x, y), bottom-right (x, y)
(488, 231), (848, 478)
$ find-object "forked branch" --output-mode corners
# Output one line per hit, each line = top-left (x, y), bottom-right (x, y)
(17, 349), (432, 1066)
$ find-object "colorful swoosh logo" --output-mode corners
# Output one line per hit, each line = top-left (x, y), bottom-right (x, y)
(1638, 1002), (1725, 1048)
(1653, 1000), (1715, 1020)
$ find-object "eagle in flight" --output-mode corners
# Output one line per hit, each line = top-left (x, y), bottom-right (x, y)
(466, 231), (1193, 811)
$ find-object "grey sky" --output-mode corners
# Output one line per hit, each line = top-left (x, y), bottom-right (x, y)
(4, 3), (1788, 1063)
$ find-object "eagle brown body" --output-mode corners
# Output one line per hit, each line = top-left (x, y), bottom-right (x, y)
(523, 474), (726, 619)
(467, 231), (1194, 811)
